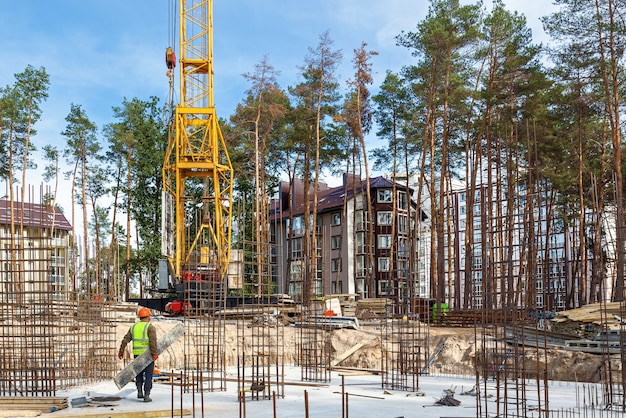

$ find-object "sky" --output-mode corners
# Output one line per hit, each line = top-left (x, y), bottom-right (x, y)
(1, 0), (559, 220)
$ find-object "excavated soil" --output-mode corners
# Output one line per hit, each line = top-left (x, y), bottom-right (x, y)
(115, 319), (615, 383)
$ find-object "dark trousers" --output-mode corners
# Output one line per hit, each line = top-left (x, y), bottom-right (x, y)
(135, 360), (155, 395)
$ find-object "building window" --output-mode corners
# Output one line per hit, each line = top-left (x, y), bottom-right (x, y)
(378, 257), (390, 272)
(331, 212), (341, 226)
(331, 258), (341, 272)
(356, 255), (370, 277)
(377, 211), (393, 226)
(378, 234), (392, 249)
(398, 214), (408, 233)
(289, 260), (304, 283)
(331, 280), (342, 294)
(291, 237), (302, 258)
(472, 256), (482, 269)
(398, 191), (407, 210)
(356, 232), (366, 254)
(314, 279), (323, 295)
(355, 210), (366, 230)
(356, 278), (365, 294)
(377, 189), (392, 203)
(270, 244), (277, 263)
(536, 293), (544, 308)
(397, 260), (408, 278)
(293, 215), (304, 231)
(331, 235), (341, 249)
(379, 280), (390, 296)
(289, 281), (302, 296)
(398, 237), (407, 257)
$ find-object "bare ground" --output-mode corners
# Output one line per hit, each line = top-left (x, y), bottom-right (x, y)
(115, 319), (615, 383)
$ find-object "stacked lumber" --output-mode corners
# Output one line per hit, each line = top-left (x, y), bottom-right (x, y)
(551, 302), (624, 337)
(438, 308), (529, 327)
(0, 396), (68, 413)
(340, 302), (357, 317)
(356, 298), (392, 318)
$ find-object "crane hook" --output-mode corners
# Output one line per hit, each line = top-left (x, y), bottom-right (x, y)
(165, 47), (176, 78)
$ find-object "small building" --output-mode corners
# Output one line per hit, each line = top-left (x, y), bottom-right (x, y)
(0, 198), (72, 301)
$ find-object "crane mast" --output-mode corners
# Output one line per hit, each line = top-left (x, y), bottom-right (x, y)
(162, 0), (233, 297)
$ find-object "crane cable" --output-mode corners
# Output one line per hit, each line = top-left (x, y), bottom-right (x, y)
(164, 0), (177, 125)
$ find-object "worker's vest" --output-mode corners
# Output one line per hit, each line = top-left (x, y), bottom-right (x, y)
(131, 322), (150, 356)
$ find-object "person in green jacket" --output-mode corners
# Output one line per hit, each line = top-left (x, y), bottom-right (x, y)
(118, 307), (158, 402)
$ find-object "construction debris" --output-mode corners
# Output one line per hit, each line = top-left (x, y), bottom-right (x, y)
(435, 393), (461, 406)
(71, 396), (121, 408)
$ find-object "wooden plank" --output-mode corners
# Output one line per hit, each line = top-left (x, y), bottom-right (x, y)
(51, 409), (192, 418)
(338, 371), (377, 376)
(0, 411), (42, 417)
(0, 403), (66, 409)
(0, 397), (68, 403)
(0, 397), (68, 413)
(331, 342), (366, 366)
(330, 366), (382, 374)
(332, 391), (385, 400)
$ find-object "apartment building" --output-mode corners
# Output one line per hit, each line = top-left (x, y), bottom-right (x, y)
(0, 199), (72, 300)
(444, 183), (597, 312)
(269, 175), (427, 309)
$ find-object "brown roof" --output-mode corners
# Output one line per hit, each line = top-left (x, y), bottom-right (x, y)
(271, 176), (412, 220)
(0, 199), (72, 231)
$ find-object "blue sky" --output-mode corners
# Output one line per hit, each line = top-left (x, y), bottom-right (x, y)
(1, 0), (556, 213)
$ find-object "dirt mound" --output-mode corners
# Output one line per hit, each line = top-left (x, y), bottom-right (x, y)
(115, 320), (614, 383)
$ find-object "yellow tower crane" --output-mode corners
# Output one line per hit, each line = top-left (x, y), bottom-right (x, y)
(161, 0), (233, 310)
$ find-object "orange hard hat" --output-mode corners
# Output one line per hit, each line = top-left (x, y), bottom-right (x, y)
(138, 307), (151, 318)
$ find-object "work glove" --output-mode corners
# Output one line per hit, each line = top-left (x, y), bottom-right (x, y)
(152, 355), (158, 361)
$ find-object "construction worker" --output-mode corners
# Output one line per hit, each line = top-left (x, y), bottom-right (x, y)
(118, 307), (158, 402)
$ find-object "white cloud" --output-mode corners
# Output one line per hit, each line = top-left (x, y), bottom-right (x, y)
(3, 0), (564, 233)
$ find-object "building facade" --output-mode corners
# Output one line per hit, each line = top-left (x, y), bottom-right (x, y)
(444, 183), (597, 312)
(0, 199), (72, 300)
(270, 175), (427, 310)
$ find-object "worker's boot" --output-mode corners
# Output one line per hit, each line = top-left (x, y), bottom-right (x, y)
(137, 387), (144, 399)
(143, 392), (152, 403)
